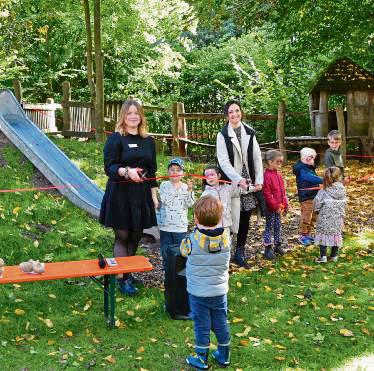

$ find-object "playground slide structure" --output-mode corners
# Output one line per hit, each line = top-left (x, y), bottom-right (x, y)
(0, 89), (159, 240)
(0, 89), (104, 217)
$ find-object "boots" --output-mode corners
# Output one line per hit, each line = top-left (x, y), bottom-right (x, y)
(274, 242), (286, 256)
(212, 344), (230, 367)
(233, 245), (249, 268)
(264, 245), (274, 260)
(118, 278), (138, 295)
(186, 347), (209, 370)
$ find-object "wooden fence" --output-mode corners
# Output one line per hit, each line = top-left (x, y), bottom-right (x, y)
(13, 79), (323, 162)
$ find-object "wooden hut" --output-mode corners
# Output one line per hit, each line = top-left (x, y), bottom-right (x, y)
(309, 58), (374, 137)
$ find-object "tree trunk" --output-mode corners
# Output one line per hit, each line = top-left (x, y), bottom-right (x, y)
(93, 0), (105, 142)
(277, 100), (287, 163)
(82, 0), (96, 101)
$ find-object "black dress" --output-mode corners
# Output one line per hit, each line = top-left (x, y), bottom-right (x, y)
(99, 132), (158, 230)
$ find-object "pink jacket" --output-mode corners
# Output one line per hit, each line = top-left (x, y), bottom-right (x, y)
(263, 168), (288, 213)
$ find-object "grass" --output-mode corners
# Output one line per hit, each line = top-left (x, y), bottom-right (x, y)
(0, 137), (373, 370)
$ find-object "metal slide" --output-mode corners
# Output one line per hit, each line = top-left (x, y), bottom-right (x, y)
(0, 89), (103, 217)
(0, 89), (160, 240)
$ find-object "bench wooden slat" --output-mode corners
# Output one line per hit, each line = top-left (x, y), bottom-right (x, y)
(0, 256), (152, 284)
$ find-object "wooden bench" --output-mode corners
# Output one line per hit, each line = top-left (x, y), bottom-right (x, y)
(0, 256), (153, 328)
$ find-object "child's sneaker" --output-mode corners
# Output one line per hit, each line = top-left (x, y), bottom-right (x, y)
(212, 345), (230, 367)
(315, 256), (327, 263)
(306, 235), (315, 244)
(328, 256), (338, 262)
(186, 348), (209, 370)
(298, 235), (312, 246)
(274, 243), (286, 256)
(264, 245), (274, 260)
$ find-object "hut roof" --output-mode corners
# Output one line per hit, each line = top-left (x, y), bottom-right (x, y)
(311, 58), (374, 94)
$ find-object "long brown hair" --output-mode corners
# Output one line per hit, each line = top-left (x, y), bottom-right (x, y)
(323, 166), (342, 189)
(115, 99), (148, 137)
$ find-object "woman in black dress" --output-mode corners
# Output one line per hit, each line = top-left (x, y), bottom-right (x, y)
(100, 99), (158, 294)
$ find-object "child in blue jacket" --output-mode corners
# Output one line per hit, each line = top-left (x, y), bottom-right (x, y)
(292, 148), (323, 245)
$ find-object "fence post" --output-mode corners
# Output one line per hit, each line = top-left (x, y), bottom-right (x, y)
(12, 79), (23, 103)
(335, 105), (346, 164)
(62, 81), (71, 135)
(177, 102), (187, 157)
(277, 100), (287, 163)
(46, 98), (57, 132)
(171, 102), (179, 156)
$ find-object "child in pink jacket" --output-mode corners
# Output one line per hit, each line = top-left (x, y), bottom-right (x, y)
(262, 150), (288, 260)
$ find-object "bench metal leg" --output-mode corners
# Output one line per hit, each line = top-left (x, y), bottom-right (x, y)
(103, 274), (116, 328)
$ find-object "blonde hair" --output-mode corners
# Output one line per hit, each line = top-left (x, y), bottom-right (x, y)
(328, 130), (342, 141)
(194, 196), (223, 227)
(300, 147), (316, 160)
(323, 166), (342, 189)
(115, 99), (148, 137)
(265, 149), (283, 162)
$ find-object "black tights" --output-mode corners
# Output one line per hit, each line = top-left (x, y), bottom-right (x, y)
(113, 229), (143, 279)
(320, 245), (339, 257)
(236, 210), (252, 248)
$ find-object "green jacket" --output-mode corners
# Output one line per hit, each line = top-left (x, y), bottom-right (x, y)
(324, 148), (344, 177)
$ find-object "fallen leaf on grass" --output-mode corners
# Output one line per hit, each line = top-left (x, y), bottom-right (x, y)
(235, 326), (251, 337)
(104, 355), (116, 364)
(264, 286), (272, 292)
(236, 281), (242, 288)
(92, 337), (100, 344)
(38, 317), (54, 328)
(137, 346), (145, 353)
(232, 317), (244, 323)
(339, 328), (354, 337)
(65, 330), (73, 337)
(264, 339), (273, 344)
(239, 339), (249, 346)
(14, 309), (25, 316)
(274, 356), (285, 361)
(126, 310), (134, 316)
(274, 344), (287, 350)
(47, 340), (55, 345)
(269, 318), (278, 324)
(335, 288), (345, 295)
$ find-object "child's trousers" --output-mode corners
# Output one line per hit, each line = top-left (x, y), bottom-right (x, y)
(263, 212), (281, 245)
(189, 294), (230, 349)
(299, 199), (316, 235)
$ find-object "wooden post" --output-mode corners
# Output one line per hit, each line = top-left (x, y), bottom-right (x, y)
(316, 91), (329, 136)
(335, 105), (346, 164)
(171, 102), (179, 156)
(62, 81), (71, 135)
(12, 79), (22, 103)
(177, 102), (187, 157)
(277, 100), (287, 163)
(46, 98), (57, 132)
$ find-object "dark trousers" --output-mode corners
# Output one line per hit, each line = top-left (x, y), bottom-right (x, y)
(236, 210), (252, 247)
(263, 212), (282, 245)
(189, 294), (230, 348)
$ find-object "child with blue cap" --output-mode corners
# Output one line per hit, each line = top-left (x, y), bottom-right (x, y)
(158, 158), (195, 273)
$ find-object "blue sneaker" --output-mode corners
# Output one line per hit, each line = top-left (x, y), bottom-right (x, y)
(298, 235), (312, 246)
(212, 345), (230, 367)
(306, 235), (315, 243)
(186, 348), (209, 370)
(118, 279), (138, 295)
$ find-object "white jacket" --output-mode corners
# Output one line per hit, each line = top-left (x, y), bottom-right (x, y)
(216, 122), (263, 232)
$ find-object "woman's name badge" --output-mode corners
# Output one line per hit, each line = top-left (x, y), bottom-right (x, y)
(128, 144), (138, 148)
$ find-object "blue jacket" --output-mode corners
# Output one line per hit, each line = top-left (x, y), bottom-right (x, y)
(293, 160), (323, 202)
(180, 227), (230, 297)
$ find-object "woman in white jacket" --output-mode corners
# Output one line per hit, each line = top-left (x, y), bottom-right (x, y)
(216, 100), (264, 267)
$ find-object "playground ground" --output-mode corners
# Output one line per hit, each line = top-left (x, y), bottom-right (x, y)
(0, 136), (372, 370)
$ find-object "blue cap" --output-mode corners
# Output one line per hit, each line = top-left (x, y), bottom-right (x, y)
(168, 158), (184, 170)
